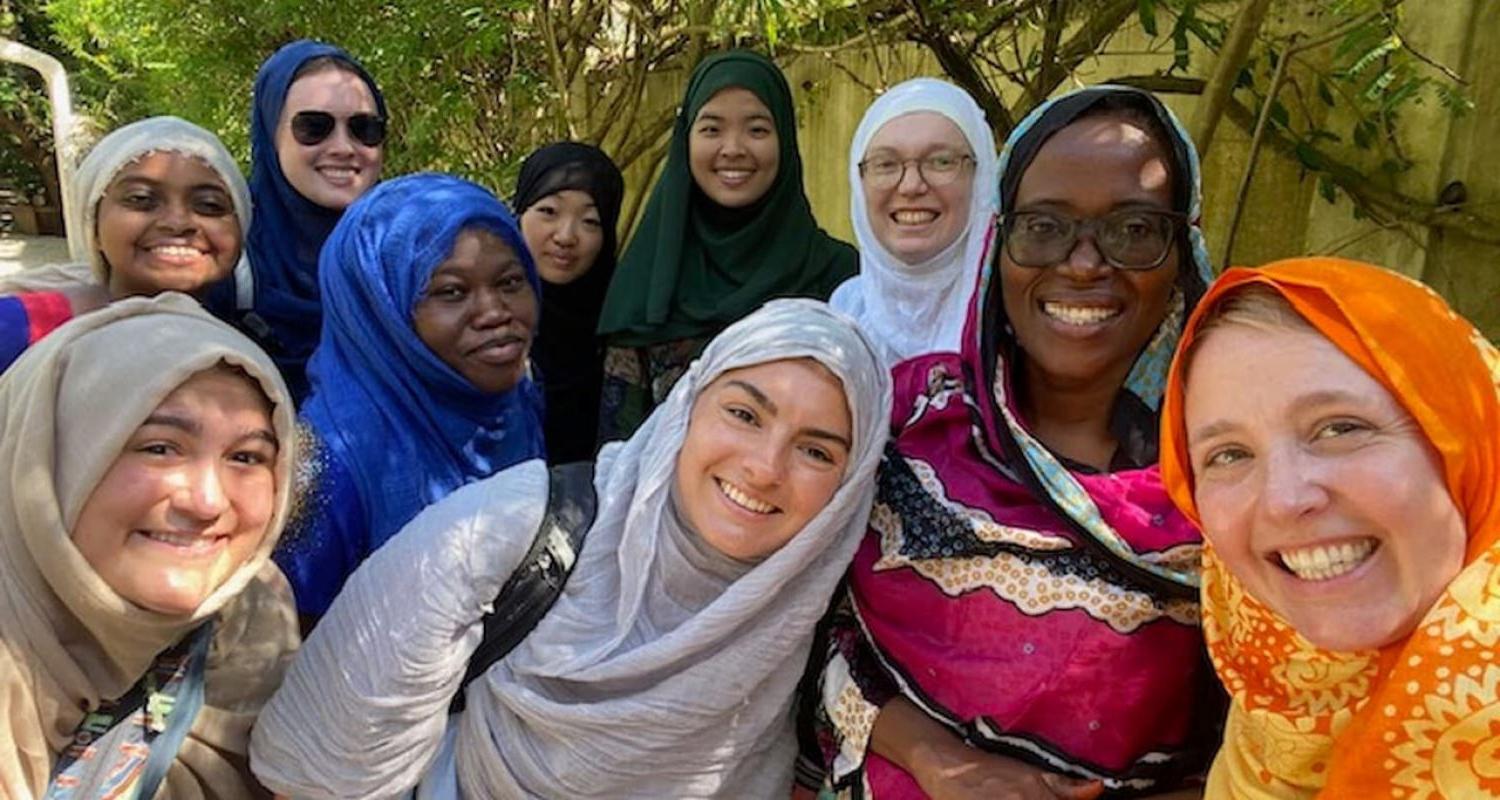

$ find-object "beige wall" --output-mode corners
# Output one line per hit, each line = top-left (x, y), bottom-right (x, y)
(623, 0), (1498, 337)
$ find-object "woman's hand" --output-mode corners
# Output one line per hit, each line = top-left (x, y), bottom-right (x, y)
(908, 745), (1103, 800)
(871, 696), (1102, 800)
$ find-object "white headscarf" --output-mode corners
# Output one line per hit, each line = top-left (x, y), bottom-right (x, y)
(0, 116), (253, 294)
(830, 78), (999, 367)
(250, 298), (892, 799)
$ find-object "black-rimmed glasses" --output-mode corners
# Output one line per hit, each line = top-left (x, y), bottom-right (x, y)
(1002, 209), (1185, 270)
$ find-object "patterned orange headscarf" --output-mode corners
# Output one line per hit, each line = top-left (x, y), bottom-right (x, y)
(1160, 257), (1500, 798)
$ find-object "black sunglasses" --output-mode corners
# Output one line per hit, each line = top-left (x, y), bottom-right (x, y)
(290, 111), (388, 148)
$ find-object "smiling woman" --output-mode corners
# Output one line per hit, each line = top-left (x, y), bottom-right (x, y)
(206, 40), (388, 403)
(596, 51), (856, 443)
(1160, 257), (1500, 798)
(804, 86), (1221, 799)
(830, 78), (999, 367)
(272, 173), (544, 623)
(0, 293), (298, 798)
(0, 116), (253, 374)
(251, 298), (891, 799)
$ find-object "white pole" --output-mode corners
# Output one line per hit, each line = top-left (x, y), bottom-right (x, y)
(0, 38), (87, 262)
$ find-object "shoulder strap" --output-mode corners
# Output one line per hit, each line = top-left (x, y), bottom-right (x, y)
(450, 461), (596, 713)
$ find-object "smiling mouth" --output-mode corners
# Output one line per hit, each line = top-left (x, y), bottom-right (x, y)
(892, 210), (938, 225)
(147, 245), (208, 262)
(135, 529), (227, 556)
(468, 336), (527, 365)
(716, 478), (779, 515)
(1275, 538), (1379, 582)
(1041, 301), (1122, 326)
(316, 165), (360, 183)
(715, 168), (754, 185)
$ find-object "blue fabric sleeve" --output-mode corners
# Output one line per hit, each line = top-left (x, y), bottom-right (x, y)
(0, 295), (31, 373)
(273, 431), (371, 618)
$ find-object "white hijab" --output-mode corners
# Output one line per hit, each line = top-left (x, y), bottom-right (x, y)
(830, 78), (999, 367)
(251, 298), (892, 799)
(0, 116), (253, 297)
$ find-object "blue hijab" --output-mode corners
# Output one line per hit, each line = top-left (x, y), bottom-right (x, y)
(220, 40), (387, 401)
(301, 173), (545, 554)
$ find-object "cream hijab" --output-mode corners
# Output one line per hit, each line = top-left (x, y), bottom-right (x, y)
(0, 293), (298, 798)
(829, 78), (999, 367)
(251, 298), (891, 799)
(0, 116), (253, 302)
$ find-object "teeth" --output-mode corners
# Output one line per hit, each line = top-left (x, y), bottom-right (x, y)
(320, 167), (356, 177)
(152, 245), (202, 258)
(718, 479), (777, 514)
(142, 530), (219, 551)
(1042, 302), (1120, 326)
(893, 210), (938, 225)
(717, 169), (751, 181)
(1278, 539), (1377, 582)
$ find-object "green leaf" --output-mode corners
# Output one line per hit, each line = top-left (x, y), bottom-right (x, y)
(1294, 142), (1325, 170)
(1317, 77), (1335, 106)
(1269, 100), (1290, 130)
(1138, 0), (1158, 36)
(1318, 176), (1338, 204)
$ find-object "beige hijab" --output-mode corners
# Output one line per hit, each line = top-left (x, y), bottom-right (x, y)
(0, 292), (298, 798)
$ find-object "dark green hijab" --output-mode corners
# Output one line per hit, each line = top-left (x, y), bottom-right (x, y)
(597, 51), (856, 346)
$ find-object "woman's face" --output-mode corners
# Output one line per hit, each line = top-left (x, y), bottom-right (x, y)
(675, 358), (852, 561)
(520, 189), (605, 285)
(95, 152), (241, 299)
(71, 367), (280, 616)
(999, 114), (1180, 395)
(860, 111), (975, 265)
(274, 65), (383, 210)
(413, 228), (538, 394)
(1185, 323), (1467, 651)
(688, 87), (780, 208)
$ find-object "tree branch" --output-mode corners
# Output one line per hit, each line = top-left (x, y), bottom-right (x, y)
(1029, 0), (1136, 103)
(1190, 0), (1275, 157)
(906, 0), (1014, 132)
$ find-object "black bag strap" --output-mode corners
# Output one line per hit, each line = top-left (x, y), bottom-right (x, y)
(451, 461), (596, 713)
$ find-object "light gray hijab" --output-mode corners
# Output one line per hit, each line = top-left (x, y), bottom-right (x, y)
(250, 298), (891, 799)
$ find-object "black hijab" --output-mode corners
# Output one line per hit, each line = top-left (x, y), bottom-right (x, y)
(513, 142), (626, 463)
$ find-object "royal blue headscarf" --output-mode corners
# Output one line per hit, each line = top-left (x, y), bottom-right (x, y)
(301, 173), (545, 557)
(217, 39), (387, 402)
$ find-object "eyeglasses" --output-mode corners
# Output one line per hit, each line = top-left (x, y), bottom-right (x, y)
(1002, 209), (1185, 270)
(290, 111), (388, 148)
(858, 153), (974, 190)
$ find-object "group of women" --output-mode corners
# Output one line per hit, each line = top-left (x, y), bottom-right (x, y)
(0, 33), (1494, 800)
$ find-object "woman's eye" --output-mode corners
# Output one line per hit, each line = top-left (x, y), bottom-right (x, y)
(801, 444), (834, 464)
(230, 449), (272, 466)
(122, 192), (157, 209)
(726, 405), (757, 425)
(750, 125), (772, 137)
(137, 441), (176, 457)
(696, 124), (719, 136)
(534, 205), (557, 217)
(194, 198), (231, 216)
(1314, 419), (1369, 441)
(1203, 447), (1250, 470)
(499, 273), (526, 291)
(428, 284), (465, 300)
(583, 217), (602, 229)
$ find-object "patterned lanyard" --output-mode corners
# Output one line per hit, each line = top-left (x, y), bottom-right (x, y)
(44, 622), (214, 800)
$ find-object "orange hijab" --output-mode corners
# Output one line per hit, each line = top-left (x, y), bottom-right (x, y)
(1159, 257), (1500, 798)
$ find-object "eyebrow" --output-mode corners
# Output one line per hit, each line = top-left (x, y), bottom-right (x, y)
(1189, 389), (1374, 444)
(725, 379), (853, 451)
(141, 413), (279, 448)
